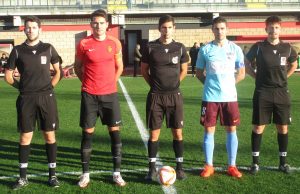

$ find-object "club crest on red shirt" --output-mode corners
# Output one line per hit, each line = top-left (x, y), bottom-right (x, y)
(107, 46), (112, 53)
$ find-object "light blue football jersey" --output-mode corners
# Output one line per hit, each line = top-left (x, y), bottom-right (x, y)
(196, 40), (244, 102)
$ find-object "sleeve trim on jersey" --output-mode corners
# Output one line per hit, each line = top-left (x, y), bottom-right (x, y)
(236, 62), (245, 69)
(256, 43), (260, 56)
(288, 44), (292, 57)
(180, 46), (182, 56)
(15, 48), (18, 59)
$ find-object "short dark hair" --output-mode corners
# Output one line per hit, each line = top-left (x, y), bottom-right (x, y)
(24, 16), (41, 28)
(91, 9), (108, 21)
(265, 15), (281, 26)
(212, 16), (227, 26)
(158, 15), (175, 29)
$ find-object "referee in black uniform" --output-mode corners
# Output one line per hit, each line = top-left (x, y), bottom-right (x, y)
(141, 15), (189, 181)
(5, 16), (61, 189)
(245, 15), (298, 174)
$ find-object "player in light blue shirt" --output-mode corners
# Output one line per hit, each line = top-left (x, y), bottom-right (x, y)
(196, 39), (244, 102)
(196, 16), (245, 178)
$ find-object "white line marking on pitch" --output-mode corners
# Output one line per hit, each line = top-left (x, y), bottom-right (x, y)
(1, 166), (299, 180)
(119, 79), (177, 194)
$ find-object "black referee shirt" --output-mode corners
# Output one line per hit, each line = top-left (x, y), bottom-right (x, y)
(142, 39), (189, 94)
(246, 39), (298, 89)
(7, 41), (59, 94)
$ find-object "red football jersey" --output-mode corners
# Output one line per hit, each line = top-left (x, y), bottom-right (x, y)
(76, 35), (122, 95)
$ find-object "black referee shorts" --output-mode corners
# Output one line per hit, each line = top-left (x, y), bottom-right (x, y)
(80, 92), (122, 129)
(146, 92), (184, 130)
(16, 92), (59, 133)
(252, 88), (291, 125)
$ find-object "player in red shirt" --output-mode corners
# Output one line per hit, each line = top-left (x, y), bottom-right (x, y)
(74, 9), (126, 188)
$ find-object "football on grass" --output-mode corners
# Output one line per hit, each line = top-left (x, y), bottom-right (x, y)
(158, 166), (176, 186)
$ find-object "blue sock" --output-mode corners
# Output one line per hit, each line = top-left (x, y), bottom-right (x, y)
(226, 131), (238, 166)
(203, 132), (214, 166)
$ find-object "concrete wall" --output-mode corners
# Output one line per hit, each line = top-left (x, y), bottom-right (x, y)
(0, 30), (89, 67)
(149, 26), (300, 50)
(1, 24), (299, 69)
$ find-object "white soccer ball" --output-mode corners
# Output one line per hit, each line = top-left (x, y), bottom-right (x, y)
(158, 166), (176, 186)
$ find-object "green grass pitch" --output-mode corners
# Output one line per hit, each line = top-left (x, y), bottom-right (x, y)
(0, 75), (299, 194)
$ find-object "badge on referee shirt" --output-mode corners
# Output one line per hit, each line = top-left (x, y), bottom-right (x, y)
(172, 56), (178, 64)
(280, 57), (287, 66)
(41, 56), (47, 64)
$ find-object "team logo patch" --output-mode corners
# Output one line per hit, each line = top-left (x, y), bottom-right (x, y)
(107, 46), (112, 53)
(226, 52), (234, 60)
(172, 56), (178, 64)
(115, 120), (122, 125)
(48, 163), (56, 168)
(19, 163), (28, 168)
(279, 152), (287, 157)
(176, 157), (183, 162)
(41, 56), (47, 64)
